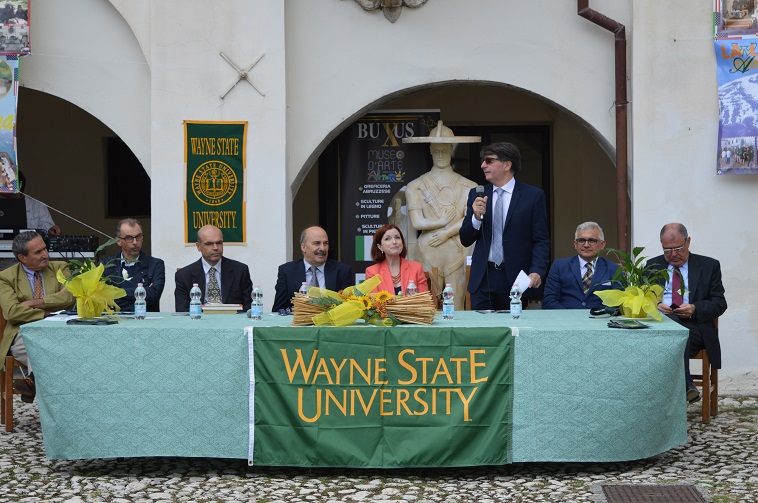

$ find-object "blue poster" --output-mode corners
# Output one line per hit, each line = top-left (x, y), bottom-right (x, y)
(0, 55), (18, 191)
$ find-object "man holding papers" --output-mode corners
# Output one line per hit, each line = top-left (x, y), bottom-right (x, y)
(459, 142), (550, 310)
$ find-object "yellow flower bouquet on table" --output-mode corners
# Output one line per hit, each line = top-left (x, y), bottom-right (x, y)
(56, 239), (127, 320)
(594, 246), (670, 321)
(291, 276), (436, 327)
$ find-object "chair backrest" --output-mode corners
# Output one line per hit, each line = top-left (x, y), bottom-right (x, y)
(424, 267), (442, 310)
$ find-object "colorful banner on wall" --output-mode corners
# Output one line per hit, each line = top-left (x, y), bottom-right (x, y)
(714, 38), (758, 174)
(338, 110), (439, 281)
(0, 56), (18, 192)
(713, 1), (758, 174)
(248, 325), (514, 467)
(184, 121), (247, 243)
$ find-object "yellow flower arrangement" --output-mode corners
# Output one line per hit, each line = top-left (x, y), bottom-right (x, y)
(593, 247), (670, 321)
(292, 275), (436, 327)
(306, 276), (403, 327)
(57, 258), (126, 320)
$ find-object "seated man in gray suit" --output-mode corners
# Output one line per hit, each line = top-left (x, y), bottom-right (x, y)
(272, 226), (352, 312)
(542, 221), (619, 309)
(175, 225), (252, 311)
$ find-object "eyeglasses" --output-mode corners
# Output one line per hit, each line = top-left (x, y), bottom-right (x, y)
(119, 234), (143, 243)
(481, 157), (500, 165)
(574, 238), (600, 245)
(662, 243), (686, 254)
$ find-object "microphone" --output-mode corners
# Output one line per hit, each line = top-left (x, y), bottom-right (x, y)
(475, 185), (485, 221)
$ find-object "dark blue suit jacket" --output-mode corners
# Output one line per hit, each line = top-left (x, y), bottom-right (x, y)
(647, 253), (727, 368)
(272, 259), (353, 312)
(459, 181), (550, 301)
(174, 257), (253, 312)
(101, 252), (165, 312)
(542, 255), (619, 309)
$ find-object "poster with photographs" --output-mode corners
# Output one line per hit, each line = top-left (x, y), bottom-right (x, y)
(0, 0), (28, 56)
(715, 38), (758, 174)
(715, 0), (758, 39)
(0, 56), (18, 192)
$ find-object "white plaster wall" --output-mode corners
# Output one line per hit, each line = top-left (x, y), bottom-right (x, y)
(108, 0), (151, 65)
(149, 0), (288, 311)
(21, 0), (150, 171)
(631, 0), (758, 378)
(285, 0), (630, 191)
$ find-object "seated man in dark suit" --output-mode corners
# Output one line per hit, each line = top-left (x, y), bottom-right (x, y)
(174, 224), (252, 311)
(648, 223), (727, 404)
(542, 221), (619, 309)
(272, 226), (353, 312)
(101, 218), (165, 312)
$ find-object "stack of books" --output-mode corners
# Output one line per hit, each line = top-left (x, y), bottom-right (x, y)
(203, 303), (244, 315)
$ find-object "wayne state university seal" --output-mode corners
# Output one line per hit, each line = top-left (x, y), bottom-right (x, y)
(191, 161), (237, 206)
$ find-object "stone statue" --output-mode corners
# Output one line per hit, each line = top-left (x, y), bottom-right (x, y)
(387, 189), (417, 261)
(403, 121), (480, 310)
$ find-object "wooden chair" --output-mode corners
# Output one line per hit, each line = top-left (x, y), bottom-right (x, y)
(424, 267), (442, 310)
(1, 306), (27, 432)
(690, 318), (719, 424)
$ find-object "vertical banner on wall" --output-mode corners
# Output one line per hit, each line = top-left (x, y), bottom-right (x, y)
(184, 121), (247, 243)
(0, 55), (18, 192)
(714, 38), (758, 175)
(713, 1), (758, 174)
(338, 110), (439, 281)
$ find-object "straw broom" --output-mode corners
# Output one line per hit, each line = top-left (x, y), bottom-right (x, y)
(384, 291), (436, 325)
(291, 293), (328, 326)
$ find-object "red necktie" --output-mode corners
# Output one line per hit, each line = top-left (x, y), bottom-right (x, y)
(671, 267), (683, 306)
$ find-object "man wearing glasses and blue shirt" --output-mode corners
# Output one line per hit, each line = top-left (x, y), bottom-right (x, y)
(648, 223), (727, 404)
(460, 142), (551, 310)
(542, 221), (619, 309)
(101, 218), (166, 312)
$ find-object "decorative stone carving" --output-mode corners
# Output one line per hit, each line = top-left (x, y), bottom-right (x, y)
(353, 0), (429, 23)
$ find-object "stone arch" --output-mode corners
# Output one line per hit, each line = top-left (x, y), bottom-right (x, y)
(291, 81), (618, 260)
(21, 0), (149, 171)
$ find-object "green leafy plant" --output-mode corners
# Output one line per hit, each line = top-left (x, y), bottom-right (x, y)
(605, 246), (670, 292)
(63, 237), (119, 284)
(595, 246), (671, 320)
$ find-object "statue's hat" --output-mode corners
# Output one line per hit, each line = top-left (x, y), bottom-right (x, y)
(402, 120), (481, 144)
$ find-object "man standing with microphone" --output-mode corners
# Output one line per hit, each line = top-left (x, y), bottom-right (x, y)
(460, 142), (550, 310)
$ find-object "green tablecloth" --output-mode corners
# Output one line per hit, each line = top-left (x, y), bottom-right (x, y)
(21, 310), (688, 465)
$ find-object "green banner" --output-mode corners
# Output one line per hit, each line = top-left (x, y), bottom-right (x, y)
(184, 121), (246, 243)
(251, 326), (514, 467)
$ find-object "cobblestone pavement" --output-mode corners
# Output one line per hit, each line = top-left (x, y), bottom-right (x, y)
(1, 397), (757, 503)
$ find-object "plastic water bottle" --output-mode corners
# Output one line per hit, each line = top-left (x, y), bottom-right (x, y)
(189, 283), (202, 320)
(299, 282), (309, 296)
(134, 283), (147, 320)
(510, 283), (522, 319)
(442, 283), (455, 320)
(406, 280), (418, 296)
(251, 284), (264, 321)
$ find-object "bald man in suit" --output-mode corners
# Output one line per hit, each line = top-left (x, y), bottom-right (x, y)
(648, 223), (727, 404)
